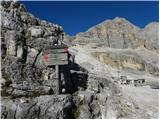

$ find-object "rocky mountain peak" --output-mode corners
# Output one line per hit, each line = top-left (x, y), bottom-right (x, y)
(104, 17), (136, 27)
(144, 22), (158, 29)
(113, 16), (128, 21)
(87, 17), (140, 32)
(143, 22), (158, 34)
(69, 17), (158, 52)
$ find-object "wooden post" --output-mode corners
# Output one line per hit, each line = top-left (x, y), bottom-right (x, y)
(55, 65), (60, 94)
(44, 36), (68, 94)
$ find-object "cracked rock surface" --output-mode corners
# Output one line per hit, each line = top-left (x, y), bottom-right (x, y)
(1, 1), (63, 97)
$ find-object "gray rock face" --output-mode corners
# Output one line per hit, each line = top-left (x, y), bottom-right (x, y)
(28, 26), (44, 38)
(74, 91), (100, 119)
(1, 95), (75, 119)
(92, 49), (159, 76)
(1, 1), (87, 119)
(69, 17), (158, 52)
(1, 1), (63, 97)
(142, 22), (159, 52)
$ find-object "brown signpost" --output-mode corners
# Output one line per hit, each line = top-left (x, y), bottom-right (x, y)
(43, 45), (69, 94)
(43, 45), (69, 66)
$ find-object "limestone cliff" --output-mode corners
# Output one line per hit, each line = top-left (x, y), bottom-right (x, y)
(69, 17), (158, 52)
(1, 1), (64, 97)
(65, 17), (159, 77)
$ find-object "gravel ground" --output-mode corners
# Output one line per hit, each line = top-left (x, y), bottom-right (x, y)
(70, 45), (159, 118)
(121, 85), (159, 118)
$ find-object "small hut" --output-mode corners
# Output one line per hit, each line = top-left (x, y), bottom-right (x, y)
(133, 79), (145, 87)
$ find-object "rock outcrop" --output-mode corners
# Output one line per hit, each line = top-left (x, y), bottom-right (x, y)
(1, 1), (63, 97)
(1, 95), (75, 119)
(92, 49), (159, 76)
(1, 1), (77, 119)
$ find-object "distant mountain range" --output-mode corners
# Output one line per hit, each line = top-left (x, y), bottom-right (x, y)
(65, 17), (158, 53)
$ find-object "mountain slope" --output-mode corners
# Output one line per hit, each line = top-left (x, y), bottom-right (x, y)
(68, 17), (158, 52)
(66, 17), (159, 118)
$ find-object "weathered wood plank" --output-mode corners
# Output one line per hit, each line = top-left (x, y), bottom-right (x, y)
(46, 60), (68, 66)
(44, 45), (69, 66)
(48, 53), (68, 60)
(46, 49), (66, 53)
(45, 44), (68, 50)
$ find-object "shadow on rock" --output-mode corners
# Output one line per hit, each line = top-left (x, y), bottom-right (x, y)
(60, 61), (88, 94)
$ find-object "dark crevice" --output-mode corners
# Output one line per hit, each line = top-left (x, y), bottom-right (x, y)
(32, 49), (42, 68)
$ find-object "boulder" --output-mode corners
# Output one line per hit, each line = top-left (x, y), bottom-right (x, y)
(1, 95), (75, 119)
(28, 26), (44, 38)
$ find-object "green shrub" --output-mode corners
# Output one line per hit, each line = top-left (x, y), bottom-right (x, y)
(72, 106), (80, 119)
(31, 91), (41, 97)
(1, 87), (10, 97)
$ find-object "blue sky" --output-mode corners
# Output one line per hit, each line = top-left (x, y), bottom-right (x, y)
(20, 1), (158, 36)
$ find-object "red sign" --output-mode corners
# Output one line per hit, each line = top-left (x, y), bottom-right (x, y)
(64, 48), (68, 53)
(43, 53), (48, 62)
